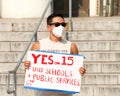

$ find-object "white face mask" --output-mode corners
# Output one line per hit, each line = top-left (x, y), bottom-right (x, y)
(53, 25), (65, 37)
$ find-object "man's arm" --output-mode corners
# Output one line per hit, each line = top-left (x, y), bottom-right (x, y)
(70, 42), (79, 54)
(31, 41), (40, 50)
(70, 42), (86, 75)
(24, 41), (40, 71)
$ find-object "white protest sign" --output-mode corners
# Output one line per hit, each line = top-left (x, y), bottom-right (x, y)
(24, 51), (84, 94)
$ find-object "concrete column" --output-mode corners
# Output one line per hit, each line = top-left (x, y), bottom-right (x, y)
(89, 0), (98, 16)
(1, 0), (52, 18)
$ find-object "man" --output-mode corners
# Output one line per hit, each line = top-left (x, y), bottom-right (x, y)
(24, 13), (86, 96)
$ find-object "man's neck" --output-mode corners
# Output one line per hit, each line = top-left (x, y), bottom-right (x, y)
(49, 35), (62, 42)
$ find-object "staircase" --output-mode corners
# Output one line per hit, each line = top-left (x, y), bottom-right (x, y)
(0, 17), (120, 96)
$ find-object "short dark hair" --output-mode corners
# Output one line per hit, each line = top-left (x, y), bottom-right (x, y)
(47, 13), (65, 25)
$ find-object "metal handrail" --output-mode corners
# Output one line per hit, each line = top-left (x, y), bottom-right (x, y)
(6, 70), (16, 94)
(6, 0), (53, 96)
(6, 0), (73, 96)
(69, 0), (73, 31)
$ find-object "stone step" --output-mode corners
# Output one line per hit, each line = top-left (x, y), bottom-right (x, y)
(0, 86), (35, 96)
(0, 37), (120, 52)
(0, 17), (120, 32)
(0, 51), (120, 63)
(1, 73), (120, 85)
(0, 85), (120, 96)
(69, 31), (120, 41)
(0, 31), (49, 42)
(79, 86), (120, 96)
(0, 73), (120, 96)
(0, 31), (120, 42)
(0, 62), (120, 74)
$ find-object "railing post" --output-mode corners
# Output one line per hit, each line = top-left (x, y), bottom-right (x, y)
(35, 33), (37, 42)
(6, 71), (16, 95)
(51, 0), (54, 14)
(69, 0), (73, 31)
(13, 72), (17, 96)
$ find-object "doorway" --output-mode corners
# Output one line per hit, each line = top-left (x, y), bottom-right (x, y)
(53, 0), (88, 17)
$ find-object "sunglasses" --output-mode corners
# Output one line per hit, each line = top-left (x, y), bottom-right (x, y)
(49, 22), (67, 27)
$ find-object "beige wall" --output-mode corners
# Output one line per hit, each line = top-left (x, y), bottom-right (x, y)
(1, 0), (52, 18)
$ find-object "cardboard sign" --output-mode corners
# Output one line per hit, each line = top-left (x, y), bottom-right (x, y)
(24, 51), (84, 94)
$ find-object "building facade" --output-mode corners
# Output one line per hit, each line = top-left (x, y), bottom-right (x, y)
(0, 0), (120, 18)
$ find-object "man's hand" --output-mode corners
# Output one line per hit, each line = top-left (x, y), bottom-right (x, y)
(24, 60), (31, 71)
(79, 67), (86, 76)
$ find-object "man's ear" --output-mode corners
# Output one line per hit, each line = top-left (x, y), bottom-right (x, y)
(46, 25), (52, 32)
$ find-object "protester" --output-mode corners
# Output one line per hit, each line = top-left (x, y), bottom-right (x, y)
(24, 13), (86, 96)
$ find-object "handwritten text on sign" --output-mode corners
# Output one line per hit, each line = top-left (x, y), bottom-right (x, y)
(24, 51), (84, 93)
